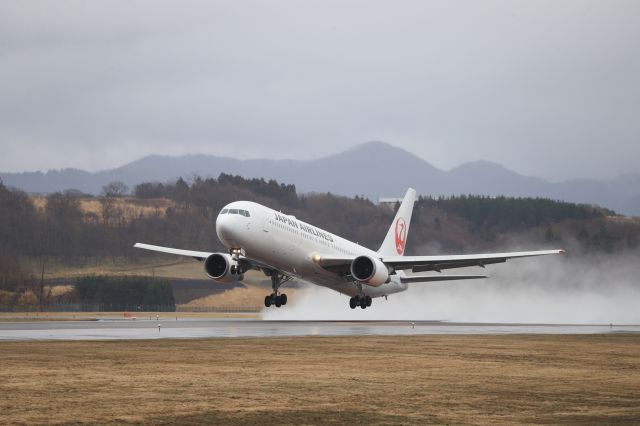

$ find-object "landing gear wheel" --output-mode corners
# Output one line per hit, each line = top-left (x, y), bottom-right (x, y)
(360, 299), (367, 309)
(366, 296), (372, 307)
(263, 270), (293, 308)
(349, 297), (357, 309)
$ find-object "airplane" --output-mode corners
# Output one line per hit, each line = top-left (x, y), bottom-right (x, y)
(134, 188), (563, 310)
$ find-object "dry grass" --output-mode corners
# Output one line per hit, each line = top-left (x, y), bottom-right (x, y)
(181, 283), (298, 310)
(46, 285), (73, 297)
(30, 196), (174, 221)
(607, 215), (640, 224)
(1, 334), (639, 424)
(36, 258), (280, 310)
(34, 258), (275, 310)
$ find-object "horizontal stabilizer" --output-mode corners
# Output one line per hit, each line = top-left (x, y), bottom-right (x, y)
(399, 274), (487, 284)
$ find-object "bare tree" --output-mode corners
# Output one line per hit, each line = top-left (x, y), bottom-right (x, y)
(101, 181), (129, 198)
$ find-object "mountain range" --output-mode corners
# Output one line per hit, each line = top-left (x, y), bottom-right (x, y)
(2, 142), (639, 216)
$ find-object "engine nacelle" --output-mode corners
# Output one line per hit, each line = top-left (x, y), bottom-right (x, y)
(204, 253), (244, 283)
(350, 255), (389, 287)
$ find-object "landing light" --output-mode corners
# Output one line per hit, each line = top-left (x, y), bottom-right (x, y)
(312, 255), (321, 263)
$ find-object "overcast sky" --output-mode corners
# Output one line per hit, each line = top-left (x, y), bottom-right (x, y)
(1, 0), (638, 180)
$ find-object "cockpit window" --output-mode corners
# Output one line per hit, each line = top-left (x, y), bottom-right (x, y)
(221, 208), (250, 216)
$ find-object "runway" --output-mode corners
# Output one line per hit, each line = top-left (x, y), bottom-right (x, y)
(1, 318), (639, 340)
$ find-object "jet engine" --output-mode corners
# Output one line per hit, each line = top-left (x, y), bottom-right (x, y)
(204, 253), (244, 283)
(350, 255), (389, 287)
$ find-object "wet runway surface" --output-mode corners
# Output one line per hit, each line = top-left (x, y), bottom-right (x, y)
(1, 318), (639, 340)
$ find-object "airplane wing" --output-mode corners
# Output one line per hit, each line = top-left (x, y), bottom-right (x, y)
(383, 249), (564, 272)
(133, 243), (291, 276)
(312, 254), (354, 271)
(315, 249), (563, 275)
(134, 243), (213, 260)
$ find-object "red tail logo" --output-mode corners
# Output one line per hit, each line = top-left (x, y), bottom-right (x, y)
(395, 217), (407, 255)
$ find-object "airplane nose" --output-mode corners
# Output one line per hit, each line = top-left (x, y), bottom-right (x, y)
(216, 213), (237, 245)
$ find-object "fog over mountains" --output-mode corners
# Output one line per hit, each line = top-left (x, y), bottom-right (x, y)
(2, 142), (639, 216)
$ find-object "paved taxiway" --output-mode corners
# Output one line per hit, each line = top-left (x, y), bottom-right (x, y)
(1, 318), (639, 340)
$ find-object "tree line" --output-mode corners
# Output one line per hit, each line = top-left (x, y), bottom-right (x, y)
(417, 195), (613, 231)
(1, 174), (638, 294)
(75, 276), (175, 310)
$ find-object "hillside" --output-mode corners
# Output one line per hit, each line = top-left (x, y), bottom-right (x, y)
(2, 142), (639, 216)
(2, 175), (640, 310)
(1, 174), (637, 271)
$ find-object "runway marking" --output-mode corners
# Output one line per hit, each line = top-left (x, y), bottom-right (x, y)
(1, 319), (639, 341)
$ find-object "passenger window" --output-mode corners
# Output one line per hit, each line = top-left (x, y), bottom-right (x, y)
(229, 209), (239, 214)
(220, 209), (229, 214)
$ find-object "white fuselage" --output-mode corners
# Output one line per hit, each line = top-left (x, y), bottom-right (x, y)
(215, 201), (408, 298)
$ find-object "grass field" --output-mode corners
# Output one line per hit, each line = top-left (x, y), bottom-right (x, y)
(1, 334), (639, 424)
(28, 258), (273, 310)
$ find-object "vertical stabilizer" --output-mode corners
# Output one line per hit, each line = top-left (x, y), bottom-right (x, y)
(378, 188), (417, 256)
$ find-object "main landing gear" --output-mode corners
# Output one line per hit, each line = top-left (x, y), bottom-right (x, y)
(349, 295), (372, 309)
(263, 270), (291, 308)
(265, 293), (287, 308)
(349, 282), (372, 309)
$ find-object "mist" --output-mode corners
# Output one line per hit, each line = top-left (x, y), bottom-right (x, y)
(262, 252), (640, 323)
